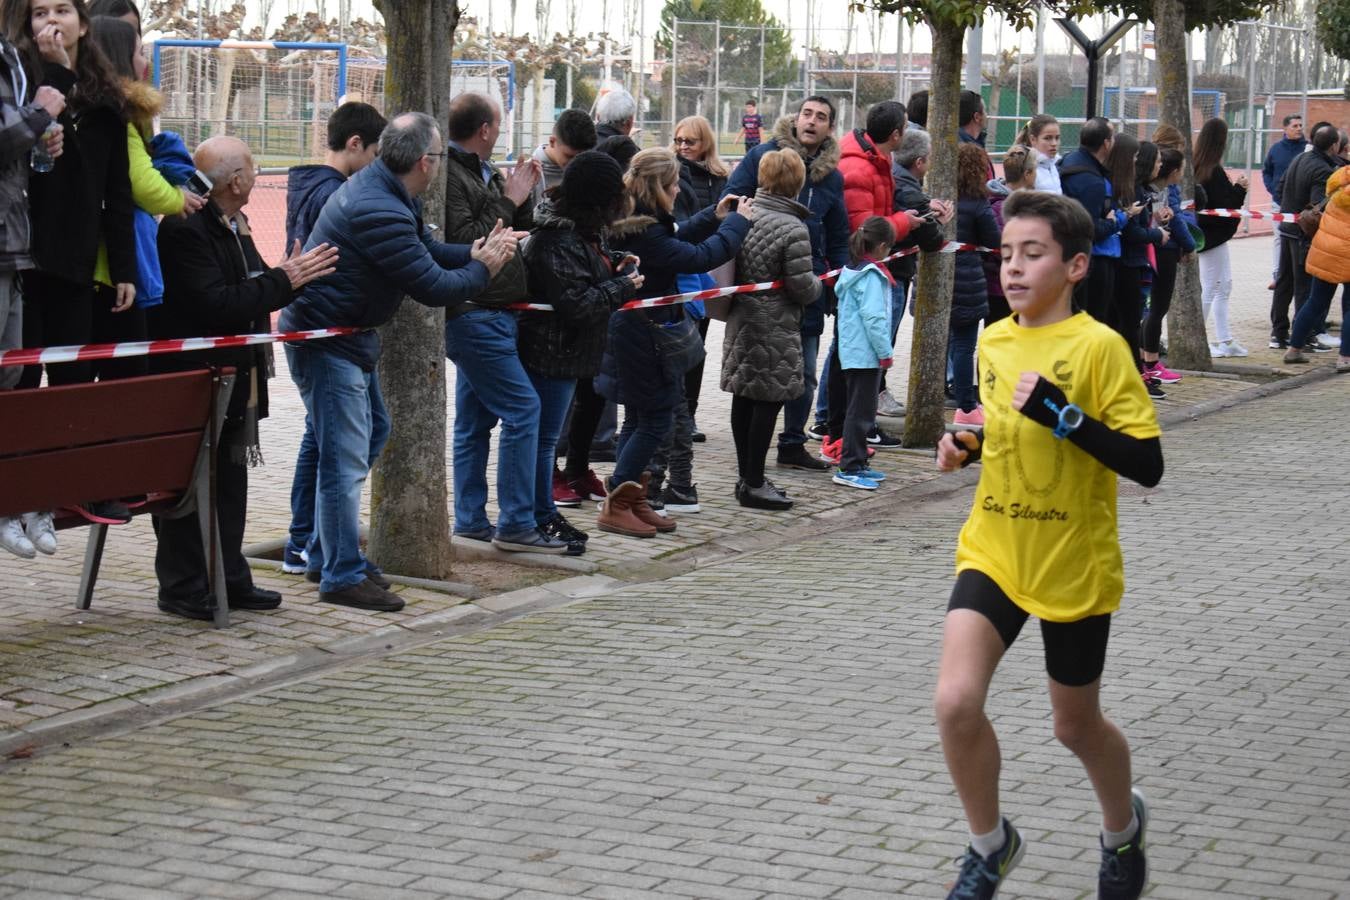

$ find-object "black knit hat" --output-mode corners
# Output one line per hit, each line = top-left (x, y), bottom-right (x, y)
(557, 150), (626, 214)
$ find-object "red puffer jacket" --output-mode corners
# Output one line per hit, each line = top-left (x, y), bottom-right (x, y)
(838, 128), (913, 242)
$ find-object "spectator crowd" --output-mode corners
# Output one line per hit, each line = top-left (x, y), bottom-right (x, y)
(1, 1), (1347, 613)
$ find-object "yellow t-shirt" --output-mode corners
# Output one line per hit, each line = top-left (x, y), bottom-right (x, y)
(955, 312), (1160, 622)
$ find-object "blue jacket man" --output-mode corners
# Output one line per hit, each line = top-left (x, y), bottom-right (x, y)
(722, 98), (848, 468)
(1059, 118), (1125, 324)
(1262, 116), (1308, 205)
(279, 113), (512, 612)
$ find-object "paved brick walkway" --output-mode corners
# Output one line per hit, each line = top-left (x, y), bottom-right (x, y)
(0, 352), (1344, 897)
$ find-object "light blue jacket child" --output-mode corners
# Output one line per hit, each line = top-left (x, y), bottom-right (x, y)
(834, 260), (894, 370)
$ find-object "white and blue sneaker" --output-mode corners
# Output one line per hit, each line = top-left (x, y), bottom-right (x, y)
(832, 471), (879, 490)
(856, 468), (887, 482)
(281, 544), (308, 574)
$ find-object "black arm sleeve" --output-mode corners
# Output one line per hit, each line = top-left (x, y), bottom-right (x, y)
(1019, 375), (1164, 487)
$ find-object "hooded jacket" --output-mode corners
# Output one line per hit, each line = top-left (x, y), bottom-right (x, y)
(835, 261), (894, 370)
(442, 142), (533, 307)
(1262, 136), (1308, 203)
(721, 190), (820, 401)
(286, 163), (346, 249)
(722, 115), (848, 336)
(0, 38), (51, 273)
(837, 128), (914, 241)
(518, 199), (637, 379)
(1033, 147), (1062, 194)
(279, 158), (491, 372)
(1306, 166), (1350, 285)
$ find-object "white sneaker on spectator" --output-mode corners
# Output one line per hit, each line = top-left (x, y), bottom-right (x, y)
(1315, 333), (1338, 350)
(21, 511), (57, 555)
(1211, 340), (1248, 358)
(0, 516), (36, 559)
(877, 388), (905, 417)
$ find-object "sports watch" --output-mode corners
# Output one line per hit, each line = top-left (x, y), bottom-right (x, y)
(1052, 403), (1085, 439)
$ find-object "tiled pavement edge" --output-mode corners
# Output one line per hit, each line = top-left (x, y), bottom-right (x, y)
(0, 358), (1344, 898)
(0, 233), (1340, 739)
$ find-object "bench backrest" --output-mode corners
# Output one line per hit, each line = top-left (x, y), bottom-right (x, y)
(0, 369), (222, 518)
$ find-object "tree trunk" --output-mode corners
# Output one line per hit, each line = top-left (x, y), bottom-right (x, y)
(1154, 0), (1211, 372)
(367, 0), (459, 578)
(903, 18), (961, 448)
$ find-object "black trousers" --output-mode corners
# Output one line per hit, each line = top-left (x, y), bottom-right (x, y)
(1077, 256), (1117, 324)
(683, 316), (711, 420)
(730, 394), (781, 488)
(1112, 262), (1145, 372)
(1271, 232), (1311, 344)
(152, 415), (253, 603)
(840, 368), (880, 472)
(18, 270), (94, 387)
(1143, 247), (1179, 354)
(562, 377), (607, 479)
(90, 284), (149, 381)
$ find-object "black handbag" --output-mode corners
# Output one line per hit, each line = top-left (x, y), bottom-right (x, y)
(647, 309), (706, 375)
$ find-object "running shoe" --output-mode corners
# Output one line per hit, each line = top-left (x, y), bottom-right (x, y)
(946, 818), (1025, 900)
(1098, 790), (1149, 900)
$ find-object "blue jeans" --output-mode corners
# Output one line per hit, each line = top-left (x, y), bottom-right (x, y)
(526, 370), (575, 525)
(614, 407), (674, 485)
(880, 279), (908, 391)
(284, 423), (318, 561)
(444, 308), (540, 536)
(285, 345), (390, 592)
(1290, 277), (1350, 355)
(948, 319), (980, 412)
(779, 330), (820, 448)
(813, 332), (834, 427)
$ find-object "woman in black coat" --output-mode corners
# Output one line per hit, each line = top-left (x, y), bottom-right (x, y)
(597, 148), (751, 533)
(519, 151), (641, 552)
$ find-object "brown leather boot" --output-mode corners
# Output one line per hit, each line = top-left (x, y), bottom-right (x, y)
(634, 472), (677, 533)
(597, 481), (657, 538)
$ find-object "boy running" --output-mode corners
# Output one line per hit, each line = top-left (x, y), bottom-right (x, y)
(934, 191), (1163, 900)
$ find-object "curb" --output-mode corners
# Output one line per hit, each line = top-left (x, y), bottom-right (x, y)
(2, 368), (1333, 761)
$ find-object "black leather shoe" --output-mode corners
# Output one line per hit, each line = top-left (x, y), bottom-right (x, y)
(738, 480), (794, 511)
(320, 578), (404, 612)
(228, 586), (282, 611)
(157, 594), (217, 621)
(775, 444), (830, 471)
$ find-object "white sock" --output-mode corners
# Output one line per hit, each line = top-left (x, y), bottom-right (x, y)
(1102, 812), (1139, 850)
(970, 820), (1006, 858)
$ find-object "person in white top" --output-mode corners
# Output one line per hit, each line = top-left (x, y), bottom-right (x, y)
(1017, 114), (1062, 194)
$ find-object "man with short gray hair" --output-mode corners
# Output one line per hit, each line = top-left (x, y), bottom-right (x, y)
(594, 88), (636, 138)
(280, 110), (520, 609)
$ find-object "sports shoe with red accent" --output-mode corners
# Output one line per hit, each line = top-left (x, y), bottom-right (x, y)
(551, 467), (583, 508)
(820, 437), (875, 464)
(953, 406), (985, 428)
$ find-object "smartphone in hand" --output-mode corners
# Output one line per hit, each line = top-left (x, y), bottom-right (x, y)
(185, 170), (213, 196)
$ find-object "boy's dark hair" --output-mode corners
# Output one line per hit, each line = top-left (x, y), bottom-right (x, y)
(799, 95), (837, 127)
(1157, 147), (1184, 180)
(959, 90), (984, 127)
(1282, 113), (1302, 127)
(447, 92), (497, 141)
(865, 100), (906, 145)
(906, 90), (929, 129)
(849, 216), (895, 265)
(1080, 116), (1114, 151)
(327, 101), (387, 152)
(1003, 191), (1093, 262)
(553, 108), (597, 151)
(746, 98), (757, 107)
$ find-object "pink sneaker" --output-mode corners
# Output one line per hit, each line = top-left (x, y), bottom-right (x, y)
(953, 406), (985, 428)
(1144, 361), (1182, 384)
(820, 437), (841, 464)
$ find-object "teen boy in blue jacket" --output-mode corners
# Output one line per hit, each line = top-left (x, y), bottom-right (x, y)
(279, 112), (517, 613)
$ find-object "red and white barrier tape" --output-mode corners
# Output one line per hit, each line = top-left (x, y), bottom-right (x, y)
(1193, 207), (1299, 222)
(0, 326), (360, 368)
(510, 240), (998, 313)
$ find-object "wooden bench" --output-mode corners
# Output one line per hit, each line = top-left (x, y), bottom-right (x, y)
(0, 368), (237, 627)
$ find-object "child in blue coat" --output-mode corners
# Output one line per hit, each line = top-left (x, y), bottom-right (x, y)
(830, 216), (894, 490)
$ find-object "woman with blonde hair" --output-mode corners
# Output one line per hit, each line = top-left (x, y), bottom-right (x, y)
(595, 148), (752, 537)
(721, 148), (820, 509)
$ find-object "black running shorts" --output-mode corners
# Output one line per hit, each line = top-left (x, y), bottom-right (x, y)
(947, 568), (1111, 687)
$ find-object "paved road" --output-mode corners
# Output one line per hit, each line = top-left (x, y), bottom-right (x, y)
(0, 372), (1345, 898)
